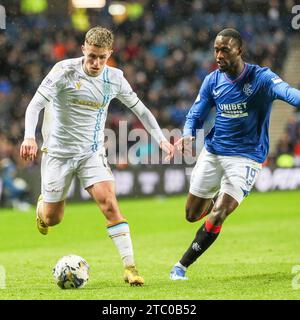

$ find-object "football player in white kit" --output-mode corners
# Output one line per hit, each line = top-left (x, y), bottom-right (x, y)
(20, 26), (174, 286)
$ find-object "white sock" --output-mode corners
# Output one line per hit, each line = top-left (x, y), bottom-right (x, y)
(107, 221), (135, 267)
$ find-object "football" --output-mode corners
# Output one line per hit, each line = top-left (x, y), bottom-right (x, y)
(53, 254), (90, 289)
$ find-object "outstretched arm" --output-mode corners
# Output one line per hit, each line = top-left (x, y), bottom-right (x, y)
(271, 81), (300, 108)
(130, 100), (174, 160)
(177, 98), (214, 155)
(183, 95), (214, 137)
(20, 92), (47, 161)
(177, 75), (215, 154)
(129, 100), (166, 144)
(183, 74), (215, 138)
(264, 69), (300, 108)
(117, 75), (174, 160)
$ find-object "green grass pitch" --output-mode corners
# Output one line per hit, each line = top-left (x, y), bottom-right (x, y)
(0, 191), (299, 300)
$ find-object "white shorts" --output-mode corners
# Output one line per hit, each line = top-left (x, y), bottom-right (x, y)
(189, 148), (262, 204)
(41, 152), (114, 202)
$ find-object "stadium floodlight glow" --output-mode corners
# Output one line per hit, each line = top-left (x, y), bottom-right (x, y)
(72, 0), (106, 8)
(108, 3), (126, 16)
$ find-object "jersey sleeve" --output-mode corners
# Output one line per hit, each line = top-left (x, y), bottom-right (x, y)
(116, 75), (140, 107)
(37, 62), (66, 101)
(24, 91), (49, 139)
(183, 74), (215, 137)
(262, 68), (300, 107)
(116, 74), (167, 144)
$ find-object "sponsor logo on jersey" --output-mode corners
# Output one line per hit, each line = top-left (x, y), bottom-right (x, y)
(218, 102), (248, 118)
(70, 98), (102, 110)
(243, 83), (253, 96)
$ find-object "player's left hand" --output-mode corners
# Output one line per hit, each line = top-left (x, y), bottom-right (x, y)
(20, 138), (38, 161)
(160, 140), (174, 161)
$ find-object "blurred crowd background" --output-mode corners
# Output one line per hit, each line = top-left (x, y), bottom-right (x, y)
(0, 0), (300, 207)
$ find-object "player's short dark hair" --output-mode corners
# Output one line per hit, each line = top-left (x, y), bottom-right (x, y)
(216, 28), (243, 48)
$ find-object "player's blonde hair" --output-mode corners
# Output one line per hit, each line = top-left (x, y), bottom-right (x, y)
(85, 26), (114, 49)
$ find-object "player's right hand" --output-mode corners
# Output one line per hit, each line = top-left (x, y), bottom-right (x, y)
(20, 138), (38, 161)
(174, 136), (195, 156)
(160, 140), (175, 161)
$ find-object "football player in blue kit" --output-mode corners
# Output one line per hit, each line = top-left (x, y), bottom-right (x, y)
(170, 28), (300, 280)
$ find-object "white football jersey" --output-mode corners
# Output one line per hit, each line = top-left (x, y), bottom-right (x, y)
(38, 57), (140, 159)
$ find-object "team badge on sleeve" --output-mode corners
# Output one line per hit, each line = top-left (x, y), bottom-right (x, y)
(271, 77), (283, 84)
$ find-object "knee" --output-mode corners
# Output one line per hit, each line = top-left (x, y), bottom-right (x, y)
(185, 206), (198, 223)
(99, 197), (116, 215)
(43, 212), (63, 226)
(41, 201), (64, 226)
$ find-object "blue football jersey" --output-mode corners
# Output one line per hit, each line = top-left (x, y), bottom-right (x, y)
(184, 63), (300, 163)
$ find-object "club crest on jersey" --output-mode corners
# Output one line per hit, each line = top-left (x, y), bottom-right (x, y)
(243, 83), (253, 96)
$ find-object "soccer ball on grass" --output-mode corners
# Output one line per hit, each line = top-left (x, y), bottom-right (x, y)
(53, 254), (90, 289)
